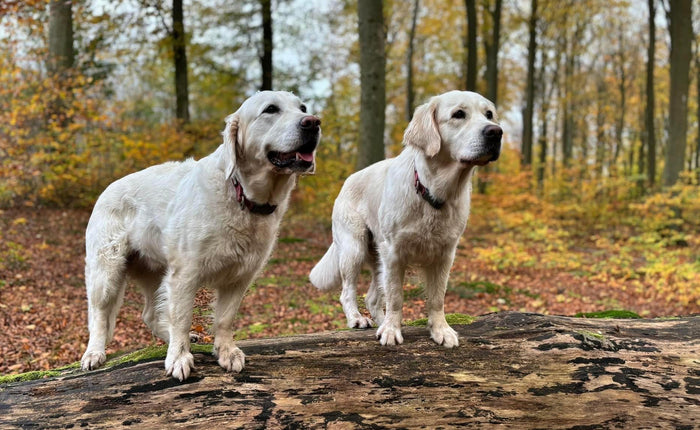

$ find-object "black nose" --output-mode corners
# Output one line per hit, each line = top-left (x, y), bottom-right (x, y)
(300, 115), (321, 130)
(482, 125), (503, 140)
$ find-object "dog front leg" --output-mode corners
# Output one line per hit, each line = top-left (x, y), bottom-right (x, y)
(163, 270), (197, 381)
(424, 258), (459, 348)
(376, 250), (405, 345)
(212, 284), (248, 373)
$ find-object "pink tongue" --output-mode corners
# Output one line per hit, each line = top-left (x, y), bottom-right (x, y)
(297, 152), (314, 162)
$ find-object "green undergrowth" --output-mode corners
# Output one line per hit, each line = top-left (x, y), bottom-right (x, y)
(574, 310), (642, 319)
(406, 313), (477, 327)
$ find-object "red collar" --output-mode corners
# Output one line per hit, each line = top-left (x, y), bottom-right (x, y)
(414, 168), (444, 210)
(232, 177), (277, 215)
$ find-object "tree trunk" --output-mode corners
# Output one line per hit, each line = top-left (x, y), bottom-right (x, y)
(562, 26), (576, 169)
(406, 0), (419, 122)
(1, 313), (698, 428)
(356, 0), (386, 170)
(645, 0), (657, 189)
(595, 75), (606, 178)
(636, 89), (646, 193)
(464, 0), (477, 91)
(613, 24), (626, 167)
(695, 53), (700, 175)
(172, 0), (190, 123)
(536, 45), (551, 193)
(521, 0), (537, 167)
(663, 0), (692, 186)
(48, 0), (74, 75)
(477, 0), (502, 194)
(483, 0), (501, 105)
(261, 0), (273, 91)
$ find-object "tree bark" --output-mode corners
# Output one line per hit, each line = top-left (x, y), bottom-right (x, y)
(48, 0), (74, 75)
(536, 46), (551, 193)
(561, 24), (577, 169)
(645, 0), (657, 189)
(356, 0), (386, 170)
(406, 0), (419, 122)
(477, 0), (502, 194)
(695, 53), (700, 175)
(613, 23), (626, 167)
(1, 312), (698, 428)
(521, 0), (537, 167)
(483, 0), (501, 105)
(260, 0), (273, 91)
(662, 0), (692, 186)
(464, 0), (477, 91)
(172, 0), (190, 123)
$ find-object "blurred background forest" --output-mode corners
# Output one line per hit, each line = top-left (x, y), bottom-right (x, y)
(0, 0), (699, 374)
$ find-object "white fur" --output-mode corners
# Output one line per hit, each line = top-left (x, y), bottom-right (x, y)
(81, 91), (320, 380)
(310, 90), (501, 347)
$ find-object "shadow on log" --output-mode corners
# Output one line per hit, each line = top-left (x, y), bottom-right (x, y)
(1, 312), (698, 428)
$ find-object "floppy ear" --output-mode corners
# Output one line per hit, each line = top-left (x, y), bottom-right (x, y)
(403, 101), (441, 157)
(222, 113), (240, 180)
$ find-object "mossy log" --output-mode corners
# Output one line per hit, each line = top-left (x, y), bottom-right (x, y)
(1, 312), (698, 429)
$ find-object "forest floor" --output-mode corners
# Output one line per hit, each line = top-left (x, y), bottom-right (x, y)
(1, 204), (698, 375)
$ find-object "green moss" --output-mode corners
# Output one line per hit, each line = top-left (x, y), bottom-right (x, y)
(0, 344), (214, 386)
(106, 344), (214, 368)
(577, 330), (605, 340)
(0, 370), (62, 384)
(574, 310), (641, 319)
(406, 313), (476, 327)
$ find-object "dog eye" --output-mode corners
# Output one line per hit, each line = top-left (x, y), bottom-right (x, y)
(300, 104), (307, 113)
(263, 104), (280, 114)
(452, 110), (466, 119)
(486, 110), (494, 120)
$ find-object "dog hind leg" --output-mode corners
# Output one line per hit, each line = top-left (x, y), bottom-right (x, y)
(365, 253), (385, 326)
(336, 226), (374, 329)
(81, 249), (128, 371)
(129, 267), (170, 342)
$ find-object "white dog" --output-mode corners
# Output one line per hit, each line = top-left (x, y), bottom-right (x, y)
(310, 91), (501, 347)
(81, 91), (321, 380)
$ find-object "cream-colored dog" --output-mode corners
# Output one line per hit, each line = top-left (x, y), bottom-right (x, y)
(81, 91), (320, 380)
(310, 90), (501, 347)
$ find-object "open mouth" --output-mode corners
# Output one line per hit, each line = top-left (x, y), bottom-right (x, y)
(460, 153), (499, 166)
(267, 139), (317, 171)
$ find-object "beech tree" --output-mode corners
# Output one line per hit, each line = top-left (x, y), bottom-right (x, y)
(172, 0), (190, 123)
(663, 0), (693, 186)
(356, 0), (386, 170)
(48, 0), (74, 75)
(521, 0), (538, 167)
(261, 0), (273, 90)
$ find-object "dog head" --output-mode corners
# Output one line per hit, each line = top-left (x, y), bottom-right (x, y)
(404, 90), (502, 166)
(223, 91), (321, 178)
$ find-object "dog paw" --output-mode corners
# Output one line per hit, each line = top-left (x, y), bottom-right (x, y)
(348, 315), (374, 329)
(215, 344), (246, 373)
(81, 351), (106, 371)
(430, 325), (459, 348)
(376, 323), (403, 346)
(165, 350), (195, 381)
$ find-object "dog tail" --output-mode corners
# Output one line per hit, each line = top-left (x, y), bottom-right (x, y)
(310, 243), (341, 291)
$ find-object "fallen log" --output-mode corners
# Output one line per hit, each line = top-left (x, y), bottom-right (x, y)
(1, 312), (698, 428)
